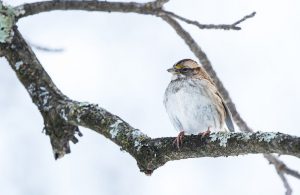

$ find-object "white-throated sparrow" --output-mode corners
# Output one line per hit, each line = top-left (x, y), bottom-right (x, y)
(164, 59), (235, 148)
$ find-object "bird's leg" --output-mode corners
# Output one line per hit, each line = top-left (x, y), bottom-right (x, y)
(198, 127), (211, 138)
(173, 131), (185, 149)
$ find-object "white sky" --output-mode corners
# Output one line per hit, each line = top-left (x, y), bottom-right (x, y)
(1, 0), (300, 195)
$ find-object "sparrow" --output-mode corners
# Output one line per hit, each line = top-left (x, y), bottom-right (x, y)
(163, 59), (235, 148)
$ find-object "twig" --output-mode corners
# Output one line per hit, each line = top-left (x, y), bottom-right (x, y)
(284, 166), (300, 179)
(264, 154), (300, 179)
(264, 154), (293, 195)
(162, 10), (256, 30)
(232, 11), (256, 26)
(278, 172), (292, 195)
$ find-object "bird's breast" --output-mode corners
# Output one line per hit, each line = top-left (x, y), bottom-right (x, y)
(164, 79), (221, 134)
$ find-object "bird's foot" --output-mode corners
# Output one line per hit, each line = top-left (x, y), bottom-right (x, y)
(173, 131), (185, 149)
(198, 127), (211, 138)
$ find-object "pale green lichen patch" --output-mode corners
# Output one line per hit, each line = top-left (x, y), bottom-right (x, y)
(109, 119), (123, 139)
(131, 128), (147, 139)
(243, 132), (251, 141)
(78, 102), (90, 107)
(134, 140), (141, 148)
(210, 133), (218, 142)
(131, 129), (148, 150)
(15, 60), (23, 70)
(60, 109), (68, 121)
(257, 131), (277, 142)
(210, 132), (232, 147)
(37, 86), (52, 111)
(27, 83), (36, 96)
(236, 132), (252, 141)
(74, 102), (94, 123)
(13, 5), (25, 17)
(0, 3), (15, 43)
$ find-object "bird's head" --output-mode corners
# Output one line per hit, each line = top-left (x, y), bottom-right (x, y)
(167, 59), (200, 79)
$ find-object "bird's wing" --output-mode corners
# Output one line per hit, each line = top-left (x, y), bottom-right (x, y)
(195, 77), (235, 132)
(222, 101), (235, 132)
(214, 89), (235, 132)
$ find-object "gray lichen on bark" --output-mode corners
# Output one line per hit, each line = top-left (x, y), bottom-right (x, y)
(0, 3), (15, 43)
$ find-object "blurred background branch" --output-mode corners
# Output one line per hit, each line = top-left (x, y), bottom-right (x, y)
(29, 42), (64, 53)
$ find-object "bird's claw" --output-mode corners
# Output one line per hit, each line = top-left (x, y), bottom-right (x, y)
(199, 128), (211, 138)
(173, 131), (185, 149)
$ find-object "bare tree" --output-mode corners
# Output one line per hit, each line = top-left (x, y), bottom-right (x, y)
(0, 0), (299, 194)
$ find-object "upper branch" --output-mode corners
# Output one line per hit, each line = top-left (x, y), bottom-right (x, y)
(14, 1), (255, 31)
(15, 1), (160, 19)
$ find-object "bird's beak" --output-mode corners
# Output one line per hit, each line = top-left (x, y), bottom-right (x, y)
(167, 68), (176, 73)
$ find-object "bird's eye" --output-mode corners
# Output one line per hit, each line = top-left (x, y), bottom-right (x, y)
(181, 68), (189, 72)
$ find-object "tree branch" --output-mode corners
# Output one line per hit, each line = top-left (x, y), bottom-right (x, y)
(0, 2), (298, 193)
(56, 101), (300, 174)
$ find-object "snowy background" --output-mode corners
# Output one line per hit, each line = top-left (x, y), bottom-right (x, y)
(1, 0), (300, 194)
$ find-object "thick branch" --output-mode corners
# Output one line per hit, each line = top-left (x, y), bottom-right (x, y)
(1, 27), (81, 159)
(57, 100), (300, 173)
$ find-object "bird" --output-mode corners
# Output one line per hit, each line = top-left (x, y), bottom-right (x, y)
(163, 59), (235, 148)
